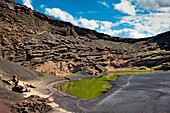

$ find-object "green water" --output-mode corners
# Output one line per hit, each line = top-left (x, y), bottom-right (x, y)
(53, 71), (151, 100)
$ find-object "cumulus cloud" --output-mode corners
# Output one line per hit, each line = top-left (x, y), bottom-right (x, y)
(100, 21), (115, 30)
(45, 8), (120, 31)
(98, 28), (147, 38)
(45, 5), (170, 38)
(45, 8), (100, 30)
(135, 0), (170, 12)
(119, 13), (170, 35)
(98, 1), (109, 8)
(111, 29), (147, 38)
(113, 0), (136, 16)
(111, 0), (170, 37)
(40, 5), (45, 9)
(45, 8), (75, 24)
(78, 18), (99, 30)
(22, 0), (33, 9)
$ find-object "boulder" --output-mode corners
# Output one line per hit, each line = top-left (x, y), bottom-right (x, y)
(12, 75), (19, 85)
(26, 84), (36, 88)
(95, 65), (107, 73)
(2, 79), (12, 85)
(12, 85), (24, 93)
(64, 77), (72, 81)
(10, 75), (34, 92)
(82, 66), (94, 75)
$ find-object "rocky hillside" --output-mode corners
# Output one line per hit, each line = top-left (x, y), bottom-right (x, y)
(0, 58), (43, 80)
(0, 57), (43, 102)
(0, 0), (170, 75)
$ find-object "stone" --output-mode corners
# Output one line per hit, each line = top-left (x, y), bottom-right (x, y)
(82, 66), (94, 75)
(64, 77), (72, 81)
(12, 85), (24, 93)
(12, 75), (19, 86)
(2, 79), (12, 85)
(95, 65), (107, 73)
(26, 84), (36, 88)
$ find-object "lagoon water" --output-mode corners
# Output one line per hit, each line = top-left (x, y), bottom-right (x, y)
(53, 72), (151, 100)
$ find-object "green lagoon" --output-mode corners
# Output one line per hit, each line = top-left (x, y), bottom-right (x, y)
(53, 71), (152, 100)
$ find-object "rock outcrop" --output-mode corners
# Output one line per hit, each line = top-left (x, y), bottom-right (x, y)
(0, 0), (169, 75)
(2, 79), (12, 85)
(1, 74), (35, 93)
(11, 95), (52, 113)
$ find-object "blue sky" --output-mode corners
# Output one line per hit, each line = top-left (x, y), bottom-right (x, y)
(14, 0), (170, 38)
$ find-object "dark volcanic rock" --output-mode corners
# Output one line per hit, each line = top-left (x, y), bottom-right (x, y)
(12, 85), (24, 93)
(0, 57), (43, 102)
(0, 0), (169, 75)
(82, 66), (94, 75)
(95, 64), (107, 73)
(11, 95), (52, 113)
(2, 79), (12, 85)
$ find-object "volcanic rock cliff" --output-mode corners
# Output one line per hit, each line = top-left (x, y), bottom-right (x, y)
(0, 0), (170, 75)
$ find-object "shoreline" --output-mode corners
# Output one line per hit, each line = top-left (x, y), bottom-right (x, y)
(24, 77), (74, 113)
(22, 70), (167, 113)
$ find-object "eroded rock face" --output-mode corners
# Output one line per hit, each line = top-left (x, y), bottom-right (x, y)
(35, 61), (79, 76)
(0, 0), (169, 75)
(11, 95), (52, 113)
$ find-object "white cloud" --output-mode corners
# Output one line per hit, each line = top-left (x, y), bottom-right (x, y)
(111, 0), (170, 37)
(119, 13), (170, 35)
(135, 0), (170, 12)
(40, 5), (44, 9)
(98, 28), (147, 38)
(98, 1), (109, 8)
(22, 0), (33, 9)
(100, 21), (115, 30)
(45, 8), (119, 31)
(111, 29), (147, 38)
(45, 8), (100, 30)
(78, 18), (99, 30)
(45, 6), (170, 38)
(159, 7), (170, 12)
(45, 8), (75, 24)
(113, 0), (136, 16)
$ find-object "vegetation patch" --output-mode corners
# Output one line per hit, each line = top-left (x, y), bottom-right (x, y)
(53, 71), (152, 100)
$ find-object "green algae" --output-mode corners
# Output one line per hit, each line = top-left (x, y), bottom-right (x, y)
(53, 71), (152, 100)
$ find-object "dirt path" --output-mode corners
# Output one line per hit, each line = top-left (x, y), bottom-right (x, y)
(24, 77), (73, 113)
